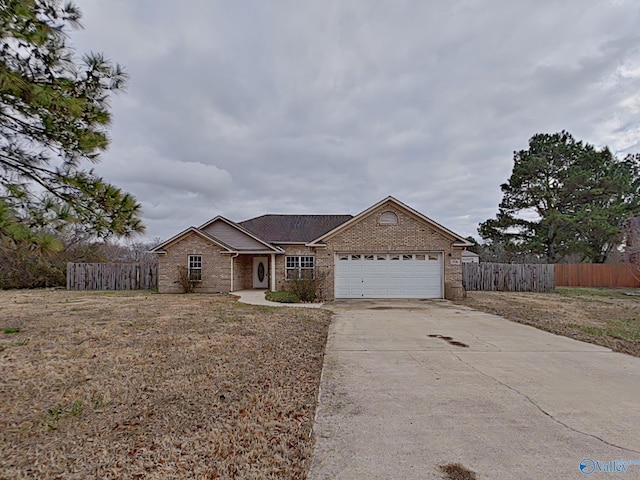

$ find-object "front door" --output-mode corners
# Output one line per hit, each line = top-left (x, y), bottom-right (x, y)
(253, 257), (269, 289)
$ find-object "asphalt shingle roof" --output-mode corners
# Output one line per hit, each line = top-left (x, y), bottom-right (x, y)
(239, 214), (353, 243)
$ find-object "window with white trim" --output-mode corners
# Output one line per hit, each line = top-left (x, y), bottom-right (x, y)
(188, 255), (202, 281)
(379, 211), (398, 225)
(286, 255), (315, 279)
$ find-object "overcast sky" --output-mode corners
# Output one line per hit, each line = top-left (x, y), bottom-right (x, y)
(70, 0), (640, 242)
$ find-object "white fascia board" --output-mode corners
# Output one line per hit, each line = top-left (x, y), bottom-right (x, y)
(453, 241), (474, 247)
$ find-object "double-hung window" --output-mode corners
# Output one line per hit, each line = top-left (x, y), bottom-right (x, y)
(188, 255), (202, 281)
(286, 255), (314, 280)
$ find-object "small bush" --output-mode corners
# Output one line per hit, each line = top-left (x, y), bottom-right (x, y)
(176, 265), (198, 293)
(3, 327), (20, 334)
(0, 252), (65, 289)
(266, 290), (300, 303)
(287, 271), (326, 302)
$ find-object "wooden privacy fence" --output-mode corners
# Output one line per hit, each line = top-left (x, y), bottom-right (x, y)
(463, 263), (555, 292)
(67, 262), (158, 291)
(555, 263), (640, 288)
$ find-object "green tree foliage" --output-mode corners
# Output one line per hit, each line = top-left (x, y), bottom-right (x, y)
(0, 203), (157, 288)
(479, 131), (640, 263)
(0, 0), (144, 240)
(0, 198), (65, 288)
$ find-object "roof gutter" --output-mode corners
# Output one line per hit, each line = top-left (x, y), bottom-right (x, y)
(221, 250), (285, 255)
(452, 241), (474, 247)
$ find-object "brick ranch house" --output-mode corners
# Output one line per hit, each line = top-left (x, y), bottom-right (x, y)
(150, 196), (472, 300)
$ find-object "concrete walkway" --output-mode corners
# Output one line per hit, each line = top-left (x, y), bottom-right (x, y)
(230, 289), (324, 308)
(309, 299), (640, 480)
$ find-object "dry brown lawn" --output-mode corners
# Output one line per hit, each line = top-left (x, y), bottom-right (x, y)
(0, 290), (332, 479)
(455, 288), (640, 357)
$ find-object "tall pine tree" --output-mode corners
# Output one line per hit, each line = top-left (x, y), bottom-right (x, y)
(0, 0), (143, 240)
(480, 131), (640, 263)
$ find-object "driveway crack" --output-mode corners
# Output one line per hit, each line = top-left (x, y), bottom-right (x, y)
(465, 330), (501, 351)
(451, 352), (640, 455)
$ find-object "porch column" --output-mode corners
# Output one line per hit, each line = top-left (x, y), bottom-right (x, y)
(230, 255), (234, 292)
(270, 253), (276, 291)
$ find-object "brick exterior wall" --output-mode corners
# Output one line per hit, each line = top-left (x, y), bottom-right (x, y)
(157, 233), (231, 293)
(233, 255), (253, 290)
(274, 245), (315, 293)
(156, 201), (466, 299)
(313, 203), (465, 300)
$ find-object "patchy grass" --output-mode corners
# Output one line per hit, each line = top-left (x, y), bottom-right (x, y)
(439, 463), (477, 480)
(456, 289), (640, 357)
(0, 289), (332, 479)
(568, 317), (640, 342)
(2, 327), (20, 334)
(42, 400), (85, 431)
(553, 287), (637, 299)
(266, 290), (300, 303)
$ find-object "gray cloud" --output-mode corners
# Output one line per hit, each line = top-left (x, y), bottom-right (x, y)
(71, 0), (640, 241)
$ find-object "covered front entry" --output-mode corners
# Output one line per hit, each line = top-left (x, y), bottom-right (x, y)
(335, 253), (443, 298)
(232, 254), (277, 291)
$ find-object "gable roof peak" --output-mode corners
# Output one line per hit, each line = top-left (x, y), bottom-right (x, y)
(307, 196), (473, 246)
(149, 226), (235, 253)
(198, 215), (281, 252)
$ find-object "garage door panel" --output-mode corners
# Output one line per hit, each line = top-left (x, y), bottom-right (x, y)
(362, 286), (376, 296)
(335, 253), (443, 299)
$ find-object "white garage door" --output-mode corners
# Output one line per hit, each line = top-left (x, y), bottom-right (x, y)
(335, 253), (443, 299)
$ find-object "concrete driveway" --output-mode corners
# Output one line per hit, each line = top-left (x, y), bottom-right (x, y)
(309, 300), (640, 480)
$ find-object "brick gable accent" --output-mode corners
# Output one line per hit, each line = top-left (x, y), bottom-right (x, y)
(315, 203), (465, 300)
(157, 232), (231, 293)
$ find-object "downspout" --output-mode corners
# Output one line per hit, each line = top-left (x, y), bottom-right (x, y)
(230, 253), (239, 291)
